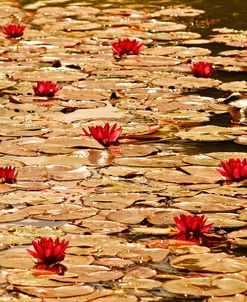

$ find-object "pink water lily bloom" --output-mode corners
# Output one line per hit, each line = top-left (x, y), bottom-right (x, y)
(216, 158), (247, 181)
(2, 23), (26, 39)
(190, 61), (214, 78)
(80, 123), (122, 147)
(27, 237), (69, 264)
(33, 81), (61, 97)
(174, 214), (214, 235)
(0, 166), (17, 184)
(112, 38), (144, 57)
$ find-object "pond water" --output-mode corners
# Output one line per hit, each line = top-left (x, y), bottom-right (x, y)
(0, 0), (247, 301)
(21, 0), (247, 29)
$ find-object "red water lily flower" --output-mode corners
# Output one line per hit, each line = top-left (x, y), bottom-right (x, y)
(190, 61), (214, 78)
(80, 122), (122, 147)
(0, 166), (17, 184)
(216, 158), (247, 181)
(2, 23), (26, 39)
(112, 38), (144, 57)
(27, 237), (69, 264)
(33, 81), (61, 97)
(174, 214), (214, 235)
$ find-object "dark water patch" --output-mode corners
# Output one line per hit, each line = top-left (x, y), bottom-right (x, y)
(232, 247), (247, 257)
(208, 43), (243, 56)
(184, 88), (230, 99)
(208, 113), (231, 127)
(163, 140), (247, 155)
(215, 70), (247, 83)
(189, 0), (247, 31)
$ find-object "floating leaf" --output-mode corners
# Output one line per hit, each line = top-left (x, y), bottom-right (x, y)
(170, 253), (247, 273)
(163, 276), (247, 296)
(13, 285), (94, 298)
(173, 193), (247, 212)
(107, 208), (158, 224)
(7, 271), (74, 287)
(82, 193), (155, 209)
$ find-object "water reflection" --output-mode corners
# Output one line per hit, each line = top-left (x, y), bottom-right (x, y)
(32, 263), (67, 275)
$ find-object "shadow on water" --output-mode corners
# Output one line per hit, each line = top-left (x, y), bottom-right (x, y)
(208, 113), (231, 127)
(214, 70), (247, 83)
(184, 88), (230, 99)
(164, 139), (247, 155)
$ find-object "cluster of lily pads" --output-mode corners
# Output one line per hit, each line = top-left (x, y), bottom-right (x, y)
(24, 211), (215, 274)
(0, 23), (247, 266)
(1, 24), (247, 182)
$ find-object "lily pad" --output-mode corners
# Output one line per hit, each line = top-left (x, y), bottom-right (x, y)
(158, 6), (205, 17)
(205, 213), (247, 228)
(106, 208), (158, 224)
(82, 193), (156, 209)
(7, 271), (74, 287)
(173, 193), (247, 212)
(208, 295), (247, 302)
(170, 253), (247, 273)
(163, 276), (247, 296)
(26, 204), (99, 221)
(145, 168), (217, 184)
(13, 285), (94, 298)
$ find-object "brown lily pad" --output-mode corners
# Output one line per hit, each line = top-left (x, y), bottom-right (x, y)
(163, 276), (247, 296)
(13, 285), (94, 298)
(170, 252), (247, 273)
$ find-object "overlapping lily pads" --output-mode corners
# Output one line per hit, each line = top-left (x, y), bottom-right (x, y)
(0, 0), (246, 301)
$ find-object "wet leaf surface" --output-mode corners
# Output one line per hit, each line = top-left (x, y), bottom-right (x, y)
(170, 253), (247, 273)
(163, 276), (247, 296)
(13, 285), (94, 298)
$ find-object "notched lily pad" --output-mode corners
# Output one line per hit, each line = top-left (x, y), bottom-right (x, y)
(173, 193), (246, 212)
(175, 125), (238, 142)
(106, 208), (158, 224)
(82, 193), (155, 209)
(13, 285), (94, 298)
(151, 74), (220, 90)
(228, 229), (247, 247)
(163, 276), (247, 296)
(170, 252), (247, 273)
(26, 204), (99, 221)
(113, 155), (184, 168)
(7, 271), (74, 287)
(145, 168), (216, 184)
(205, 213), (247, 228)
